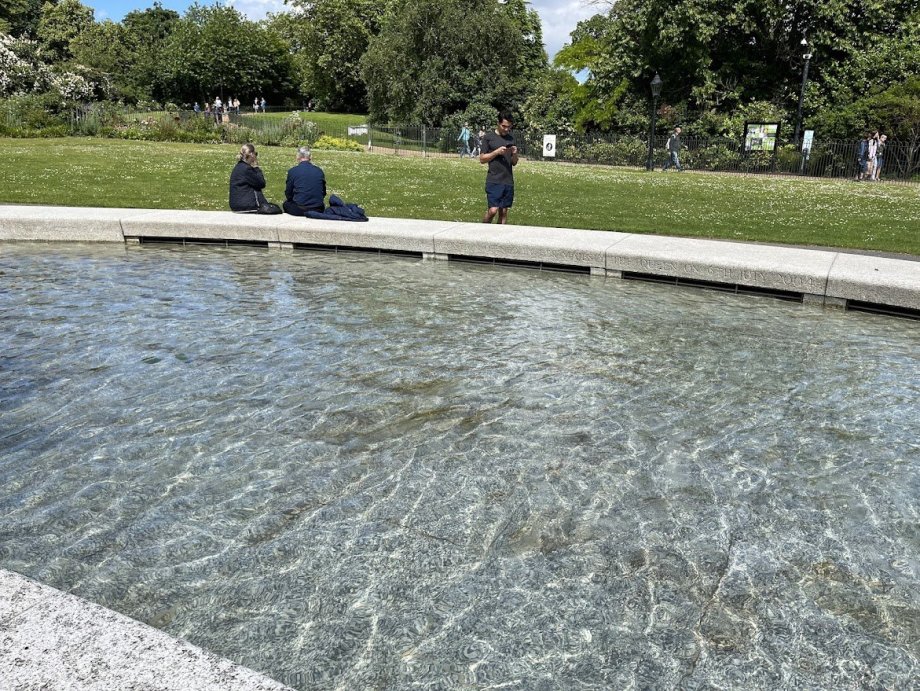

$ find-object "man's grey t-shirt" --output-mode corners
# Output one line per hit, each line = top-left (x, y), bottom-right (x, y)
(482, 131), (515, 185)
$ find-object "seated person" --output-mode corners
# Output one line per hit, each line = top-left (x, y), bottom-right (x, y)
(228, 143), (280, 213)
(283, 147), (326, 216)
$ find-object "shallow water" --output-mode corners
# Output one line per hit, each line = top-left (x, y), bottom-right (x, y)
(1, 243), (918, 689)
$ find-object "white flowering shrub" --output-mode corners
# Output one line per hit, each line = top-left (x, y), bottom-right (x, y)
(50, 71), (94, 102)
(0, 33), (52, 97)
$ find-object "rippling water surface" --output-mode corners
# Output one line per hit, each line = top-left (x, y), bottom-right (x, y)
(1, 243), (918, 689)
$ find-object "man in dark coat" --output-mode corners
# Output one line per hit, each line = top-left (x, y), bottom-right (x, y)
(229, 143), (280, 213)
(283, 147), (326, 216)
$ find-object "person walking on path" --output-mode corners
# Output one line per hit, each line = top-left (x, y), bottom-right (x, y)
(458, 122), (471, 157)
(480, 111), (519, 224)
(662, 126), (683, 171)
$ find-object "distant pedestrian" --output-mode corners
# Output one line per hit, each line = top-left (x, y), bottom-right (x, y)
(856, 132), (870, 180)
(233, 97), (240, 113)
(260, 97), (267, 113)
(457, 122), (471, 157)
(253, 96), (259, 112)
(662, 126), (683, 171)
(193, 102), (200, 114)
(480, 111), (518, 224)
(866, 131), (879, 180)
(872, 134), (887, 181)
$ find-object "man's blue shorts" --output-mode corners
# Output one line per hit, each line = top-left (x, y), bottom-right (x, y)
(485, 182), (514, 209)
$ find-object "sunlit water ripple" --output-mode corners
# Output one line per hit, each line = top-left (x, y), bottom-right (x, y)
(0, 243), (918, 689)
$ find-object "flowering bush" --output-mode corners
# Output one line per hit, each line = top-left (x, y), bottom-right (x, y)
(313, 135), (362, 151)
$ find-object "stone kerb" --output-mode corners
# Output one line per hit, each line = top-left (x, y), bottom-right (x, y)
(826, 253), (920, 310)
(434, 223), (627, 269)
(119, 209), (282, 243)
(0, 205), (136, 242)
(276, 216), (458, 254)
(0, 569), (293, 691)
(606, 234), (837, 297)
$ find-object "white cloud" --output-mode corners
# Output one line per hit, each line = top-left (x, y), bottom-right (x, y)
(225, 0), (288, 21)
(530, 0), (601, 60)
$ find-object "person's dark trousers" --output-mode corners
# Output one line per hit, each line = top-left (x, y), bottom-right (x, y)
(662, 151), (682, 171)
(283, 200), (324, 216)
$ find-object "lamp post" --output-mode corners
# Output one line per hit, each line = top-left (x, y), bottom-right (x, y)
(793, 40), (813, 147)
(646, 73), (663, 170)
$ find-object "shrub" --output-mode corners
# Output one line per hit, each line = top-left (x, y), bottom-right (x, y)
(313, 135), (362, 151)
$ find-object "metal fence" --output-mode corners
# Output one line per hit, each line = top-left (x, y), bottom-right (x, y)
(3, 103), (917, 183)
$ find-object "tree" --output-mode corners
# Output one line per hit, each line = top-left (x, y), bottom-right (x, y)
(158, 4), (296, 105)
(281, 0), (393, 112)
(0, 0), (42, 37)
(554, 0), (920, 135)
(36, 0), (94, 62)
(360, 0), (546, 125)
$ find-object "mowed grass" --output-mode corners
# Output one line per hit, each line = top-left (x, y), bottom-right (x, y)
(238, 111), (369, 135)
(2, 137), (919, 255)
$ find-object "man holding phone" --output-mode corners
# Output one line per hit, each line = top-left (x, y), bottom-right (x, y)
(480, 111), (519, 224)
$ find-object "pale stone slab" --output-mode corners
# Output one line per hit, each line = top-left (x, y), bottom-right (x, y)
(434, 223), (628, 268)
(276, 216), (458, 253)
(607, 235), (837, 296)
(0, 205), (134, 242)
(826, 253), (920, 310)
(0, 569), (292, 691)
(120, 210), (281, 243)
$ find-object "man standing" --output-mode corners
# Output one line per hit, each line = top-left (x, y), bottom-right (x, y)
(662, 126), (683, 171)
(457, 122), (471, 157)
(283, 147), (326, 216)
(480, 111), (519, 224)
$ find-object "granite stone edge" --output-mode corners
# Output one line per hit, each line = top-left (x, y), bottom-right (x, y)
(0, 568), (293, 691)
(1, 206), (919, 310)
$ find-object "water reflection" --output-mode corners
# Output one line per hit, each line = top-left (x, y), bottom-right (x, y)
(1, 243), (918, 689)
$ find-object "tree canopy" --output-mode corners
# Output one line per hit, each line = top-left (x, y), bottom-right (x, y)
(0, 0), (917, 137)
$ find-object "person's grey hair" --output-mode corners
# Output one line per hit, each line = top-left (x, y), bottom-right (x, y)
(297, 146), (311, 160)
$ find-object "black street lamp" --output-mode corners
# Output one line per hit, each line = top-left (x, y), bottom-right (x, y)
(793, 40), (813, 147)
(646, 73), (663, 170)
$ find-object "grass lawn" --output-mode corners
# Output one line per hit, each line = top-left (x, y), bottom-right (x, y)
(2, 137), (919, 255)
(237, 111), (369, 135)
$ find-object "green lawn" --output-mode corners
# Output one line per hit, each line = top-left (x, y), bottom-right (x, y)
(2, 137), (919, 255)
(237, 111), (369, 136)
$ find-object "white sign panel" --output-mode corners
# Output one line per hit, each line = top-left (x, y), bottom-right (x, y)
(348, 125), (369, 136)
(802, 129), (814, 154)
(543, 134), (556, 158)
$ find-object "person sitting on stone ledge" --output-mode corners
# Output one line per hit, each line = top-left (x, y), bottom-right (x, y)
(283, 146), (327, 216)
(228, 143), (281, 214)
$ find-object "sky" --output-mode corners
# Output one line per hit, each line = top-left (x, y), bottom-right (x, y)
(84, 0), (601, 62)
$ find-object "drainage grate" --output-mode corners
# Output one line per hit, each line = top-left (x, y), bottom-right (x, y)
(292, 243), (423, 259)
(621, 271), (803, 302)
(448, 254), (590, 274)
(135, 237), (269, 248)
(846, 300), (920, 321)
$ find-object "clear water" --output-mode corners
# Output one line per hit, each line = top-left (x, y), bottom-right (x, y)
(1, 243), (918, 689)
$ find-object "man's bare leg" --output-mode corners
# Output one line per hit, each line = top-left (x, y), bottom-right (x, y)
(498, 208), (509, 224)
(483, 206), (500, 223)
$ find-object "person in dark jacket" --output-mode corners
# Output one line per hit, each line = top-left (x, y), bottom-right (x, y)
(662, 126), (683, 171)
(228, 143), (280, 213)
(283, 147), (326, 216)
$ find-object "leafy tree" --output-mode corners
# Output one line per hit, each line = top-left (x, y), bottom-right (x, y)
(360, 0), (546, 125)
(158, 4), (296, 106)
(36, 0), (94, 62)
(281, 0), (393, 112)
(555, 0), (920, 136)
(0, 0), (43, 37)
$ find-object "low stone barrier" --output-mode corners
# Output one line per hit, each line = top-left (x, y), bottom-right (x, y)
(1, 205), (918, 313)
(0, 569), (292, 690)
